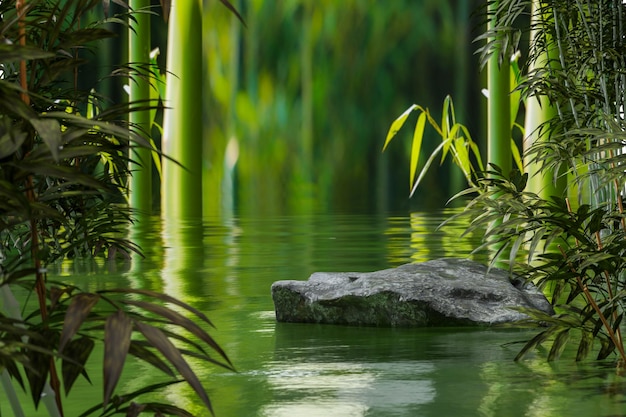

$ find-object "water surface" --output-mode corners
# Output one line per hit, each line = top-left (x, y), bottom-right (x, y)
(4, 210), (626, 416)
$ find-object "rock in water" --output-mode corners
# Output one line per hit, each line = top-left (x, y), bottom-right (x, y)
(271, 258), (553, 327)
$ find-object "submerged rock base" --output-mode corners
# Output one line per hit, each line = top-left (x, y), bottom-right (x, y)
(271, 258), (553, 327)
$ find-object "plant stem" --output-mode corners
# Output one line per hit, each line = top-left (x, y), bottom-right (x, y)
(16, 1), (63, 413)
(557, 246), (626, 364)
(487, 0), (511, 176)
(162, 0), (204, 219)
(128, 0), (153, 215)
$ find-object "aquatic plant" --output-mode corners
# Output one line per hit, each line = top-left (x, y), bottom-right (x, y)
(385, 0), (626, 364)
(0, 1), (234, 415)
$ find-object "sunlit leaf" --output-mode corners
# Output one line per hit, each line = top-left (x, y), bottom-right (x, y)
(409, 111), (427, 190)
(382, 104), (417, 151)
(103, 310), (133, 407)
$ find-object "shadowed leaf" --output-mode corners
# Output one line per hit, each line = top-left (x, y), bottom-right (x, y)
(218, 0), (246, 27)
(23, 344), (50, 408)
(62, 336), (94, 395)
(59, 293), (100, 353)
(135, 321), (213, 414)
(548, 329), (570, 361)
(122, 299), (232, 368)
(77, 380), (182, 417)
(576, 331), (594, 361)
(128, 340), (175, 377)
(28, 118), (62, 162)
(103, 310), (133, 407)
(100, 288), (215, 327)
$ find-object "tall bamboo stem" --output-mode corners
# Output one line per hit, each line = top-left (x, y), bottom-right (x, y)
(162, 0), (203, 219)
(487, 0), (511, 175)
(128, 0), (153, 215)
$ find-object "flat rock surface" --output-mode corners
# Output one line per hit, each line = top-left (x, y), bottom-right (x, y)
(271, 258), (553, 327)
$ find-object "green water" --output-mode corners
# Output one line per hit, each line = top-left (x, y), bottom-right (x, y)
(3, 210), (626, 416)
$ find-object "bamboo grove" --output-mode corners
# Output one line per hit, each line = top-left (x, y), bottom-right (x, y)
(385, 0), (626, 364)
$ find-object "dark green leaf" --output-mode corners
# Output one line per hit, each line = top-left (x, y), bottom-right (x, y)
(23, 345), (50, 408)
(135, 321), (213, 414)
(127, 340), (174, 377)
(103, 310), (133, 407)
(62, 336), (94, 395)
(576, 331), (594, 361)
(59, 293), (100, 353)
(28, 118), (62, 162)
(548, 329), (570, 361)
(121, 299), (232, 368)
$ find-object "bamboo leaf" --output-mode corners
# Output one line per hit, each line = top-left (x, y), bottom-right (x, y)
(135, 322), (213, 414)
(121, 299), (232, 368)
(99, 289), (215, 327)
(515, 327), (556, 361)
(409, 111), (427, 190)
(548, 329), (570, 361)
(128, 340), (175, 377)
(218, 0), (246, 27)
(382, 104), (417, 151)
(29, 118), (62, 162)
(23, 344), (51, 408)
(59, 293), (100, 353)
(103, 310), (133, 408)
(576, 331), (594, 361)
(410, 140), (449, 198)
(77, 380), (182, 417)
(62, 336), (94, 395)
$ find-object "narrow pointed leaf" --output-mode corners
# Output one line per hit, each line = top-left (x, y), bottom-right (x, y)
(103, 310), (133, 407)
(59, 293), (100, 353)
(122, 300), (231, 367)
(28, 118), (62, 162)
(62, 336), (94, 395)
(576, 331), (594, 361)
(128, 341), (174, 376)
(382, 104), (417, 151)
(409, 111), (427, 190)
(135, 322), (213, 414)
(548, 329), (570, 361)
(99, 288), (214, 327)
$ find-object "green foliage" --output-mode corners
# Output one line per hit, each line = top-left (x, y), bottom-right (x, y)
(383, 96), (485, 196)
(383, 95), (523, 198)
(0, 0), (233, 415)
(387, 1), (626, 364)
(449, 165), (626, 362)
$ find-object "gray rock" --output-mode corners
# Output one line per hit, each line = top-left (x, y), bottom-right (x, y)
(271, 258), (553, 327)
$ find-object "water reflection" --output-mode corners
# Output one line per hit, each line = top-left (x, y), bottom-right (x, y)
(12, 210), (626, 417)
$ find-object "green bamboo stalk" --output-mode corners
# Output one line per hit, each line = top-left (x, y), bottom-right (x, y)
(487, 0), (511, 176)
(128, 0), (153, 214)
(162, 0), (203, 219)
(524, 0), (566, 198)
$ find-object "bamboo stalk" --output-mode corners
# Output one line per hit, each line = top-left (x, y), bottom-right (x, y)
(128, 0), (153, 215)
(487, 0), (511, 176)
(162, 0), (203, 219)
